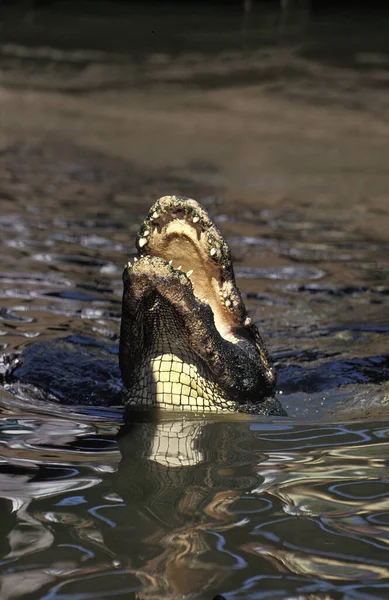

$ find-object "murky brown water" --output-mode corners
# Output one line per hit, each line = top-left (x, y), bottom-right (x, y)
(0, 4), (389, 599)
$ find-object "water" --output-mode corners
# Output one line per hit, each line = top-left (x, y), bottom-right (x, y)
(0, 3), (389, 599)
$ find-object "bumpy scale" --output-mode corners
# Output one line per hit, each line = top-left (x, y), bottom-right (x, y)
(119, 195), (284, 416)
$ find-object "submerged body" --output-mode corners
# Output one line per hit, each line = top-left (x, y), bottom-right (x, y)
(120, 196), (284, 415)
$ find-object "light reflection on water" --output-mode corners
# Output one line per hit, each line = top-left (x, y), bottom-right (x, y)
(0, 3), (389, 599)
(0, 408), (388, 599)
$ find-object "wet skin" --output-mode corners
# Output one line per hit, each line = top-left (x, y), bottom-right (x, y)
(120, 196), (285, 416)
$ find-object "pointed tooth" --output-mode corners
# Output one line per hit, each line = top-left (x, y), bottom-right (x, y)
(152, 211), (159, 219)
(143, 229), (150, 237)
(186, 270), (193, 278)
(138, 237), (148, 248)
(225, 299), (232, 307)
(127, 261), (132, 268)
(177, 265), (182, 270)
(244, 317), (252, 326)
(210, 247), (217, 257)
(193, 215), (200, 223)
(134, 257), (138, 262)
(169, 260), (173, 265)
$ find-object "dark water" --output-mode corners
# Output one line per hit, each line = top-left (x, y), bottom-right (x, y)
(1, 3), (389, 599)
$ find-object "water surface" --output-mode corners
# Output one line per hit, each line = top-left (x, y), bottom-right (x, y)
(0, 3), (389, 599)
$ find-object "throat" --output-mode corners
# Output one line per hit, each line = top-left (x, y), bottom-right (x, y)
(126, 352), (236, 413)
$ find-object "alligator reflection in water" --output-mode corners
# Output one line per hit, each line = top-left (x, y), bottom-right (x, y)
(1, 408), (389, 599)
(114, 416), (248, 598)
(107, 418), (389, 599)
(0, 412), (244, 598)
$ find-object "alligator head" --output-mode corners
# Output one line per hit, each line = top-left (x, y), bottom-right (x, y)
(120, 195), (282, 415)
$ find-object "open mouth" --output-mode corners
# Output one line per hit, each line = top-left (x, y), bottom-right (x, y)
(133, 195), (253, 346)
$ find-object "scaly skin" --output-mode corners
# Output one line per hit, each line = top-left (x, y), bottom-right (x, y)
(120, 196), (284, 415)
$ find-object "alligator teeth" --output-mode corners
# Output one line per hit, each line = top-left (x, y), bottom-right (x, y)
(138, 237), (148, 248)
(127, 261), (132, 268)
(177, 265), (182, 270)
(186, 270), (193, 278)
(244, 317), (251, 326)
(143, 230), (150, 237)
(225, 299), (232, 307)
(152, 211), (159, 219)
(169, 260), (173, 265)
(134, 257), (138, 262)
(193, 215), (200, 224)
(210, 247), (217, 257)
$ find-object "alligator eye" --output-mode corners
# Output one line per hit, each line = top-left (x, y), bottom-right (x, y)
(233, 326), (256, 344)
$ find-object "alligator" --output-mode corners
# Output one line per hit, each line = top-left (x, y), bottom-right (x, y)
(120, 196), (285, 416)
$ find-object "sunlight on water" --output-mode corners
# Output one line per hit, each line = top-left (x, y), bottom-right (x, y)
(0, 2), (388, 599)
(0, 412), (389, 599)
